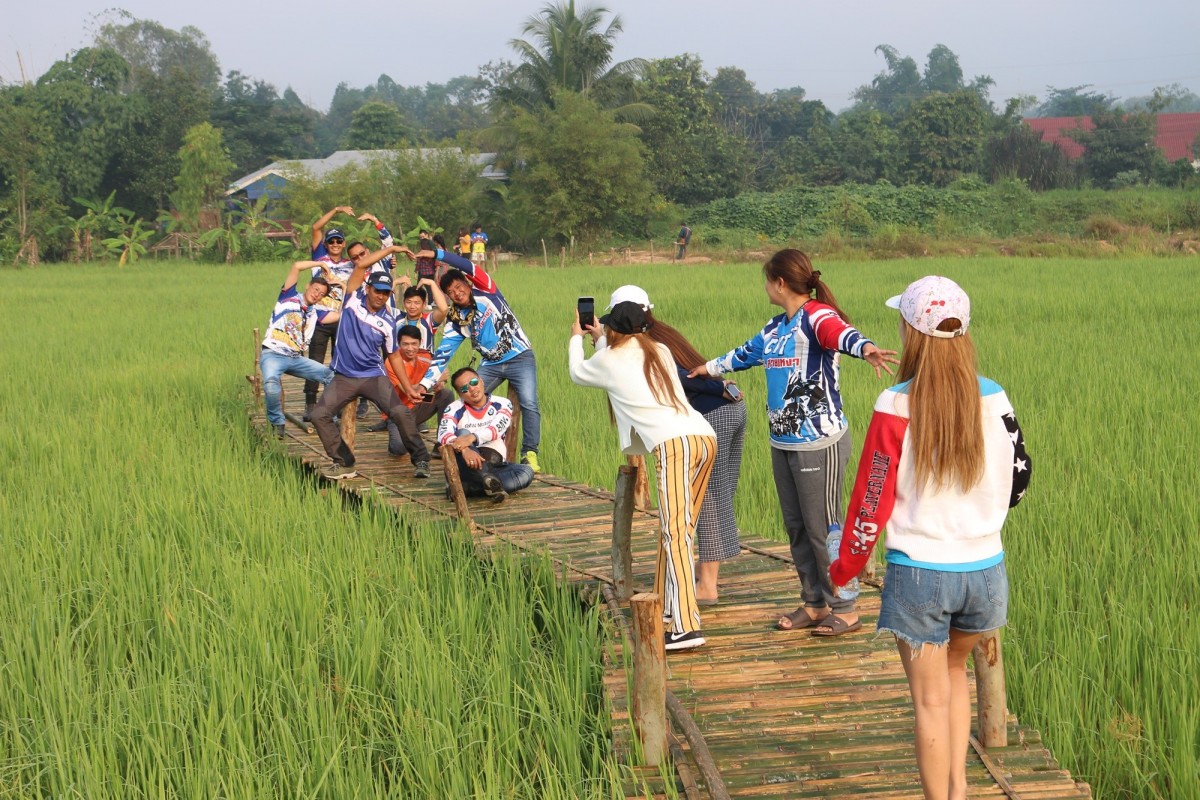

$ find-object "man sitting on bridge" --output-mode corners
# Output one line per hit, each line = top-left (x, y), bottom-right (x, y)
(438, 368), (534, 503)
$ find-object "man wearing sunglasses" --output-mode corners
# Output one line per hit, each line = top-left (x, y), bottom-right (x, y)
(312, 243), (431, 481)
(304, 206), (356, 420)
(438, 368), (534, 502)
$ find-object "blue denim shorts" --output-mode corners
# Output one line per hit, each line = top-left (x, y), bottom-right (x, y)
(877, 561), (1008, 649)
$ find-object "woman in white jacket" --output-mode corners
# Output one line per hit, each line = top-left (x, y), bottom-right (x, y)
(569, 301), (718, 651)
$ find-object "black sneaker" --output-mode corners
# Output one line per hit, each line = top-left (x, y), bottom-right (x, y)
(482, 473), (507, 503)
(367, 419), (388, 433)
(664, 631), (705, 651)
(273, 424), (286, 439)
(356, 398), (369, 419)
(413, 461), (430, 479)
(302, 403), (315, 422)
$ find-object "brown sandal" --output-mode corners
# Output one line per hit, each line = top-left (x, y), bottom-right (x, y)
(776, 607), (829, 631)
(810, 614), (862, 637)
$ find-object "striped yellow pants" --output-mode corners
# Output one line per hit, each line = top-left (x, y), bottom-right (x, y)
(652, 434), (717, 635)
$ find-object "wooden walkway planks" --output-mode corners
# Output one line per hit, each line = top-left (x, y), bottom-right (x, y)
(254, 379), (1091, 800)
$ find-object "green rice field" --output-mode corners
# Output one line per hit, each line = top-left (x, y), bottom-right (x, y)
(1, 256), (1196, 799)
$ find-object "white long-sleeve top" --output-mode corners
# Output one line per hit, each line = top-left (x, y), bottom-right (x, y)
(569, 335), (715, 455)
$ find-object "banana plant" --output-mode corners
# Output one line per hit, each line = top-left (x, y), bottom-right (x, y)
(102, 218), (155, 267)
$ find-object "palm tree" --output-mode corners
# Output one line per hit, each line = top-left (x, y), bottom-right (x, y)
(496, 1), (648, 115)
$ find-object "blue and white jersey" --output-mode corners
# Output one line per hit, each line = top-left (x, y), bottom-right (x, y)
(398, 312), (437, 352)
(331, 288), (399, 378)
(438, 395), (513, 459)
(309, 246), (355, 313)
(261, 285), (332, 356)
(423, 251), (532, 385)
(708, 302), (873, 449)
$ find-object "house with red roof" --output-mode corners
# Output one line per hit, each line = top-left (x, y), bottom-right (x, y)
(1026, 112), (1200, 167)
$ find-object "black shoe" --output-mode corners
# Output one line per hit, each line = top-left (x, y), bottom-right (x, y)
(356, 398), (369, 419)
(367, 419), (388, 432)
(664, 631), (705, 651)
(302, 403), (315, 422)
(273, 424), (286, 439)
(482, 474), (507, 503)
(413, 461), (430, 479)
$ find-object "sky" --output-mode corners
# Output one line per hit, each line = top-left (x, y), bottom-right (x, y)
(3, 0), (1198, 114)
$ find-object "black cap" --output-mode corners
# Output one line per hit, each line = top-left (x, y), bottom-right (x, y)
(599, 301), (649, 334)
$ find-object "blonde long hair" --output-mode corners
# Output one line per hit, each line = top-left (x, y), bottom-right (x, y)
(897, 320), (984, 492)
(606, 329), (687, 413)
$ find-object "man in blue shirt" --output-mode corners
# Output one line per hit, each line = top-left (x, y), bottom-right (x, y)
(311, 243), (431, 480)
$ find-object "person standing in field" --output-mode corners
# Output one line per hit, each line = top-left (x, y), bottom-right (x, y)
(312, 244), (432, 480)
(259, 261), (339, 438)
(615, 284), (747, 605)
(417, 245), (543, 473)
(470, 224), (488, 265)
(457, 227), (471, 257)
(438, 367), (534, 503)
(383, 325), (453, 458)
(831, 276), (1032, 800)
(303, 207), (397, 419)
(674, 221), (692, 261)
(570, 301), (717, 651)
(689, 249), (898, 636)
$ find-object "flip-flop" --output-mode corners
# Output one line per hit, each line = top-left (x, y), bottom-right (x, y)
(810, 615), (862, 637)
(776, 607), (829, 631)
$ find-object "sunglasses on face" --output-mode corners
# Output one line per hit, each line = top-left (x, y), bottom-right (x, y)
(326, 237), (345, 245)
(456, 377), (481, 394)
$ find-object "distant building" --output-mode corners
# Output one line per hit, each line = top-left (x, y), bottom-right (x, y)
(1025, 112), (1200, 169)
(226, 149), (508, 203)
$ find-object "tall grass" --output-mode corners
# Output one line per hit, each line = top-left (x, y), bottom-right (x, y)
(0, 266), (626, 798)
(1, 257), (1194, 799)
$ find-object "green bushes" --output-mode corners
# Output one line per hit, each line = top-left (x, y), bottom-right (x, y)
(690, 182), (1200, 244)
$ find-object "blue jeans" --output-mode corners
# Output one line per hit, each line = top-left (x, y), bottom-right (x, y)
(479, 349), (540, 455)
(260, 349), (333, 426)
(453, 448), (534, 496)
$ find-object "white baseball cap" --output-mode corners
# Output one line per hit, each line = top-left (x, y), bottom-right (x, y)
(886, 276), (970, 338)
(607, 285), (653, 310)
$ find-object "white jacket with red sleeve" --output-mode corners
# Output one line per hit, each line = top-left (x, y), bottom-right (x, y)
(830, 377), (1031, 586)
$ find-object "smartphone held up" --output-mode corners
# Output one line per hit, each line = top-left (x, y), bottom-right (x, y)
(577, 296), (595, 329)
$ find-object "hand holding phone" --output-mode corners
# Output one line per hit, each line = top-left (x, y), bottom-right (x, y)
(577, 296), (595, 329)
(725, 382), (743, 402)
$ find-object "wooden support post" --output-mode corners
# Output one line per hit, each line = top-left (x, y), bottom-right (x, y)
(441, 444), (473, 525)
(649, 239), (654, 263)
(974, 629), (1008, 748)
(559, 246), (565, 268)
(612, 465), (636, 602)
(251, 328), (262, 401)
(339, 400), (356, 452)
(504, 383), (522, 464)
(630, 592), (667, 767)
(626, 454), (653, 510)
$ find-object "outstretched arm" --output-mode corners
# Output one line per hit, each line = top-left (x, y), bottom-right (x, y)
(282, 260), (323, 292)
(421, 278), (450, 325)
(311, 205), (354, 250)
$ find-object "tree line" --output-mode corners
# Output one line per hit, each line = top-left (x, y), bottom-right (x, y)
(2, 4), (1198, 264)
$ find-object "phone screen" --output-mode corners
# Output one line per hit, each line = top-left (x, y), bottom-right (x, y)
(726, 383), (742, 401)
(577, 296), (595, 328)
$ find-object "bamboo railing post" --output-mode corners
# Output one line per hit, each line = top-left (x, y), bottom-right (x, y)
(441, 444), (473, 525)
(974, 630), (1008, 747)
(504, 383), (522, 464)
(626, 454), (653, 510)
(630, 592), (667, 767)
(612, 465), (636, 602)
(339, 400), (356, 452)
(251, 328), (262, 402)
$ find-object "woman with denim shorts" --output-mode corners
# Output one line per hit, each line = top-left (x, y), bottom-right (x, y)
(830, 276), (1032, 800)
